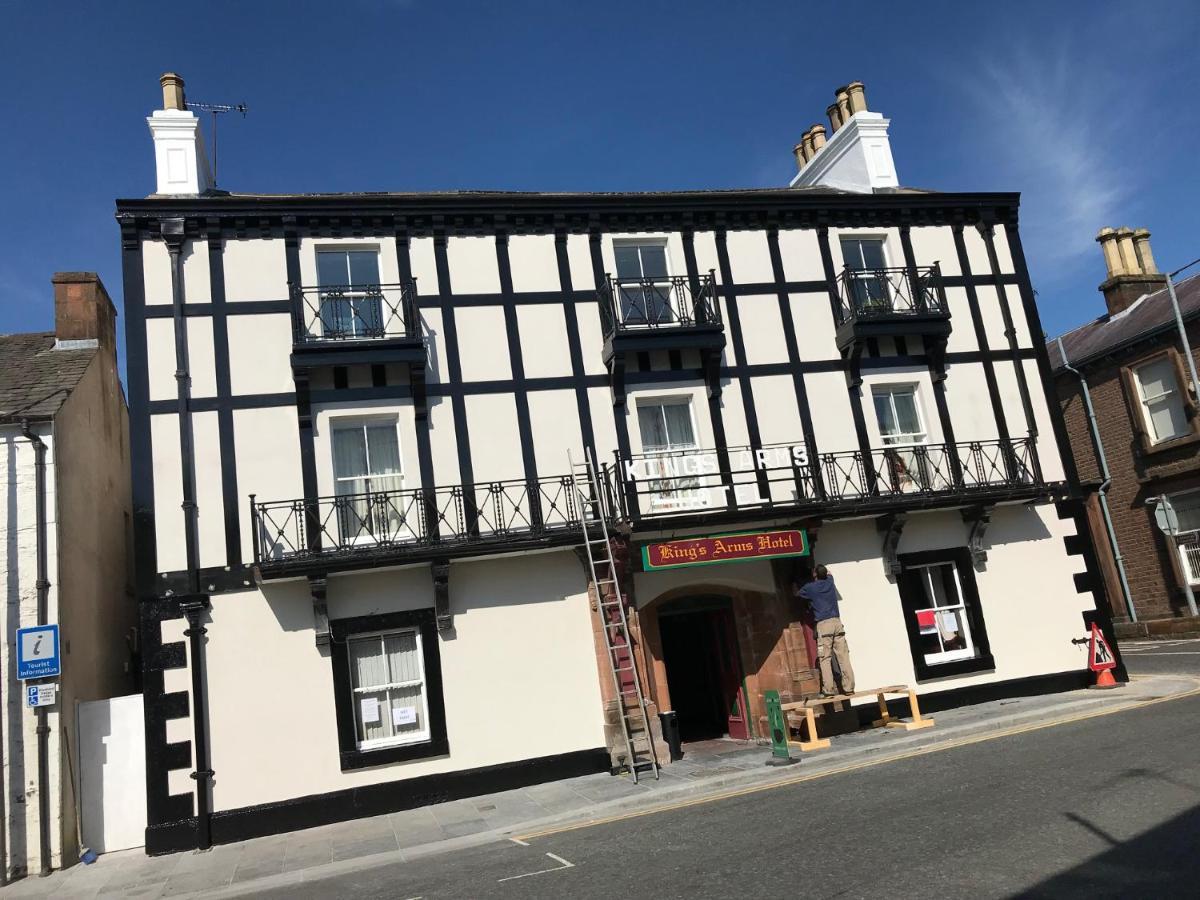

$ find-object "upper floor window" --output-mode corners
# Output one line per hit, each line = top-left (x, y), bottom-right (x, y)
(317, 249), (383, 339)
(332, 420), (404, 541)
(840, 237), (889, 308)
(872, 385), (926, 446)
(1133, 356), (1188, 444)
(637, 398), (700, 510)
(615, 241), (673, 325)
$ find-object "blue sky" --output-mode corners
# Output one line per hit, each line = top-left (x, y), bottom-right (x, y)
(1, 0), (1198, 354)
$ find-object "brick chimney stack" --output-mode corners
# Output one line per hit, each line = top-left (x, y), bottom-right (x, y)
(1096, 227), (1167, 315)
(52, 272), (116, 354)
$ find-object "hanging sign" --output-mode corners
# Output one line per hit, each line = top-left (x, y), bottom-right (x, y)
(16, 624), (60, 681)
(641, 529), (809, 571)
(1088, 623), (1117, 672)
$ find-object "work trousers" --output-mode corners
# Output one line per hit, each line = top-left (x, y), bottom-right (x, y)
(816, 616), (855, 694)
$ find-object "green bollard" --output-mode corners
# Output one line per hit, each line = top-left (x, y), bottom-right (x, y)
(764, 690), (798, 766)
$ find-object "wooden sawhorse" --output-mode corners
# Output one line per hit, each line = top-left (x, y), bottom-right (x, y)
(781, 684), (935, 751)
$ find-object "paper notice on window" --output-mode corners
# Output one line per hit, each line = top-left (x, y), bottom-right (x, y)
(393, 706), (418, 727)
(359, 697), (380, 724)
(938, 611), (959, 638)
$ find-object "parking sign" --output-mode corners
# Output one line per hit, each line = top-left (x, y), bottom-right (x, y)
(16, 624), (60, 680)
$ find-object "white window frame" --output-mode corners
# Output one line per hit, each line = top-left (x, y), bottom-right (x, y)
(347, 627), (432, 751)
(634, 396), (705, 511)
(910, 561), (976, 665)
(839, 234), (890, 271)
(329, 416), (407, 547)
(1168, 488), (1200, 585)
(871, 383), (928, 447)
(612, 238), (674, 326)
(315, 245), (384, 339)
(1133, 355), (1189, 444)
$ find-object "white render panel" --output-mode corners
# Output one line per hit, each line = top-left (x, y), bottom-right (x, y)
(908, 226), (961, 277)
(447, 236), (501, 294)
(776, 228), (825, 282)
(575, 303), (607, 376)
(691, 231), (720, 281)
(943, 286), (980, 354)
(465, 394), (524, 483)
(566, 234), (594, 293)
(750, 375), (804, 445)
(146, 318), (178, 402)
(1024, 359), (1067, 484)
(715, 378), (751, 448)
(409, 237), (439, 290)
(422, 307), (446, 384)
(517, 305), (573, 379)
(961, 226), (994, 278)
(182, 240), (212, 303)
(142, 239), (173, 305)
(736, 295), (789, 365)
(975, 285), (1009, 353)
(204, 553), (603, 810)
(313, 400), (419, 496)
(723, 230), (773, 283)
(427, 398), (461, 487)
(222, 238), (289, 302)
(192, 411), (227, 570)
(588, 387), (619, 463)
(990, 227), (1018, 275)
(233, 406), (303, 562)
(941, 363), (1000, 442)
(792, 293), (839, 362)
(805, 372), (858, 452)
(227, 314), (295, 396)
(150, 413), (186, 572)
(992, 360), (1031, 438)
(456, 306), (512, 382)
(186, 315), (218, 399)
(528, 390), (584, 476)
(507, 234), (561, 292)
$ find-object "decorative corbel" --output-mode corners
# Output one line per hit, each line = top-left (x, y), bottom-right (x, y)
(411, 360), (429, 421)
(432, 560), (452, 632)
(309, 574), (330, 646)
(844, 343), (865, 389)
(961, 505), (993, 569)
(928, 335), (949, 383)
(876, 512), (908, 579)
(701, 347), (723, 399)
(608, 355), (627, 408)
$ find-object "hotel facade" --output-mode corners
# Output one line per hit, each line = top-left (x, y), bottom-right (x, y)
(120, 74), (1117, 853)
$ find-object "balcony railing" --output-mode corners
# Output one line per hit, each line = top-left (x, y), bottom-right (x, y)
(598, 272), (721, 337)
(834, 264), (948, 326)
(610, 438), (1042, 522)
(252, 473), (607, 573)
(291, 281), (420, 345)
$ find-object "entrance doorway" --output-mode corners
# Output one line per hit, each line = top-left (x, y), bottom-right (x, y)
(658, 598), (750, 742)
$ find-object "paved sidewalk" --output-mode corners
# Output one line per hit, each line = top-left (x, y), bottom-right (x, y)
(3, 673), (1194, 899)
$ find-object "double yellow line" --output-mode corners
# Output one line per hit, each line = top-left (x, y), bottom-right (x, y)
(515, 676), (1200, 843)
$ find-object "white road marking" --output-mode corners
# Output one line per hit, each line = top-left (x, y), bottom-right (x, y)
(509, 837), (530, 846)
(497, 852), (575, 883)
(1125, 651), (1200, 656)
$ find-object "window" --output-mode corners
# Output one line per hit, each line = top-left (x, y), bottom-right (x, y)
(1169, 491), (1200, 585)
(1133, 356), (1188, 444)
(614, 241), (674, 325)
(330, 608), (448, 770)
(873, 385), (931, 492)
(331, 420), (404, 542)
(316, 248), (383, 338)
(897, 549), (993, 680)
(348, 629), (431, 749)
(840, 237), (889, 309)
(637, 399), (701, 510)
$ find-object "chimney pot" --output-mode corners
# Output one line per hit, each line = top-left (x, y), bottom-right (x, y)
(802, 129), (817, 160)
(846, 81), (868, 115)
(51, 272), (116, 352)
(160, 72), (186, 111)
(1115, 227), (1142, 276)
(826, 102), (843, 133)
(1096, 227), (1124, 278)
(1132, 228), (1159, 275)
(810, 124), (827, 153)
(793, 142), (807, 170)
(835, 85), (852, 124)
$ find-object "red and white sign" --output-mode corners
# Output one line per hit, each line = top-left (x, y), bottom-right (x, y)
(1088, 623), (1117, 672)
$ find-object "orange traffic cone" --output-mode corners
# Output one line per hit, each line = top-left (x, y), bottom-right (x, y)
(1090, 668), (1120, 690)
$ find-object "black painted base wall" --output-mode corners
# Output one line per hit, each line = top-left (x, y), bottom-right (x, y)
(145, 747), (609, 855)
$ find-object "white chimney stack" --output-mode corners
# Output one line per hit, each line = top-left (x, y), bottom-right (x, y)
(147, 72), (213, 196)
(790, 82), (899, 194)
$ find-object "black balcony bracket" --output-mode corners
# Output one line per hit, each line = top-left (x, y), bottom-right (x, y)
(877, 512), (908, 580)
(608, 353), (629, 408)
(843, 343), (865, 389)
(961, 505), (993, 570)
(927, 335), (949, 383)
(701, 347), (723, 399)
(432, 560), (452, 632)
(308, 574), (331, 647)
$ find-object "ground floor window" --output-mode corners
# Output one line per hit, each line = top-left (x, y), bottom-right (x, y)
(1167, 490), (1200, 585)
(896, 548), (994, 680)
(330, 608), (448, 770)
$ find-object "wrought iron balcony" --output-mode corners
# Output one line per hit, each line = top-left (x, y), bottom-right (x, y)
(251, 473), (607, 578)
(833, 264), (951, 355)
(607, 437), (1046, 525)
(597, 272), (727, 405)
(292, 281), (421, 345)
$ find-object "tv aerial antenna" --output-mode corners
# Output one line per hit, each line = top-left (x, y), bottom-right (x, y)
(185, 100), (248, 187)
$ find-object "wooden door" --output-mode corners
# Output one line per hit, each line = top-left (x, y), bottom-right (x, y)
(711, 608), (750, 741)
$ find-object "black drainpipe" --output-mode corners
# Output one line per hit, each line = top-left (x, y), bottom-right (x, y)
(163, 219), (213, 850)
(20, 420), (52, 876)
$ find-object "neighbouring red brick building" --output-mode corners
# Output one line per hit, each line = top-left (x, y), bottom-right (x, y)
(1049, 227), (1200, 635)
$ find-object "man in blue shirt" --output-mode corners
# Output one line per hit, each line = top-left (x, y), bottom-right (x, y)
(798, 565), (856, 696)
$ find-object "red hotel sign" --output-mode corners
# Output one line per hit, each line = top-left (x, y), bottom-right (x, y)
(641, 529), (810, 571)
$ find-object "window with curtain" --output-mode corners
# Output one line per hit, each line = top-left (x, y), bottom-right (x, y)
(908, 562), (976, 664)
(614, 241), (673, 325)
(872, 385), (926, 446)
(1133, 356), (1188, 444)
(332, 421), (404, 542)
(348, 628), (430, 748)
(316, 248), (384, 338)
(637, 399), (701, 510)
(840, 237), (889, 309)
(896, 550), (992, 680)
